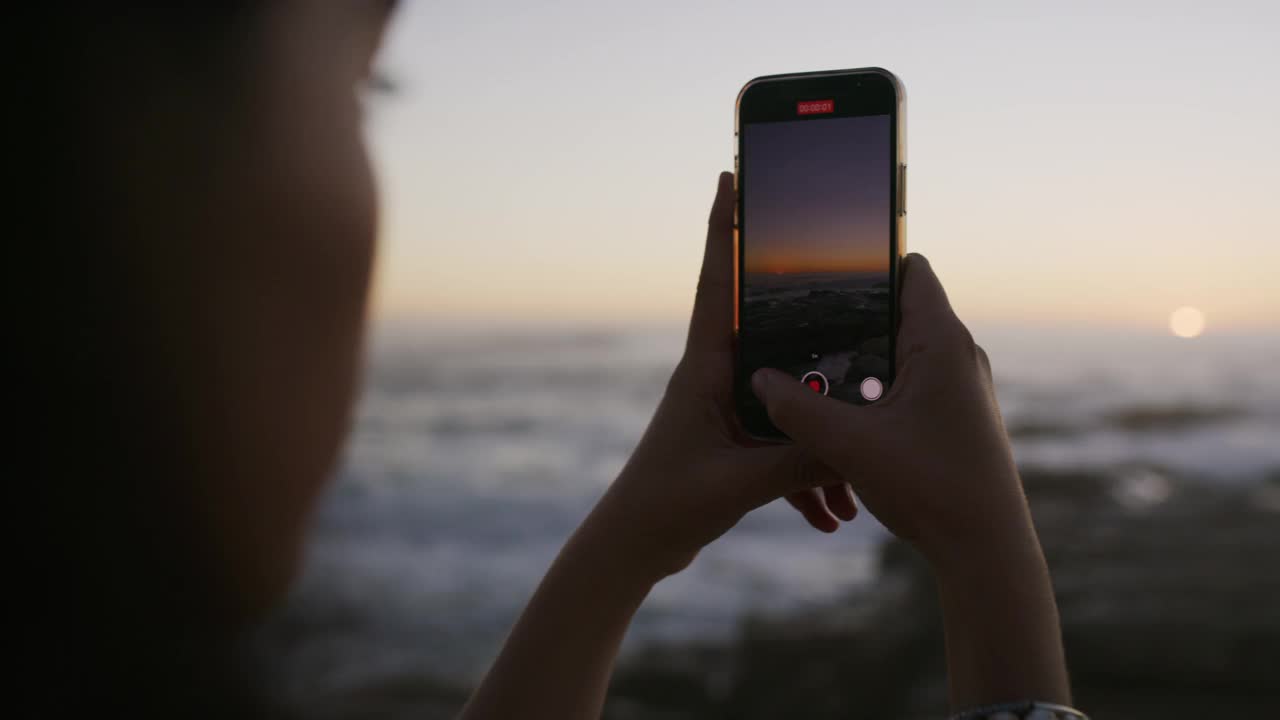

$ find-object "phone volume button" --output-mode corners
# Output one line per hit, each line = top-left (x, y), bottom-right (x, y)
(899, 163), (907, 216)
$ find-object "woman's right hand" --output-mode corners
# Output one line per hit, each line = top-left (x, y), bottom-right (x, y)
(752, 253), (1073, 709)
(752, 253), (1036, 569)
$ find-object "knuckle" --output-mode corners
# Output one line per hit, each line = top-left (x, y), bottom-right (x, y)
(974, 343), (992, 375)
(667, 357), (730, 410)
(665, 358), (694, 393)
(666, 359), (699, 390)
(902, 310), (972, 361)
(921, 314), (979, 367)
(664, 359), (704, 401)
(943, 314), (976, 351)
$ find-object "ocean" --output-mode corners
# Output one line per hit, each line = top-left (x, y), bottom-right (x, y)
(257, 322), (1280, 698)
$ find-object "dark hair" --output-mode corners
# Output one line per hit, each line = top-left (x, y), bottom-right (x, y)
(15, 8), (279, 717)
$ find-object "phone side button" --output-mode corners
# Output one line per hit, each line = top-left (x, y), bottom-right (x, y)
(899, 163), (907, 216)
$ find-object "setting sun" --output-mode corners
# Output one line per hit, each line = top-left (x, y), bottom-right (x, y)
(1169, 307), (1206, 338)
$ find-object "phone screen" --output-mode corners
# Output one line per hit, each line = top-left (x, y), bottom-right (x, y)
(736, 73), (900, 438)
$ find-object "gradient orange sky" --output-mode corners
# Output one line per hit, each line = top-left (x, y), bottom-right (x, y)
(745, 255), (886, 275)
(742, 114), (891, 275)
(365, 0), (1279, 333)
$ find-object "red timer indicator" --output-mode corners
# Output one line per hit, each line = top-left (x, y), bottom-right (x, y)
(796, 99), (834, 115)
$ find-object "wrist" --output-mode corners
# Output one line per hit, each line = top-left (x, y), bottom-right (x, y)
(569, 499), (672, 593)
(578, 482), (699, 586)
(926, 512), (1071, 708)
(916, 463), (1042, 580)
(930, 529), (1053, 607)
(924, 510), (1047, 587)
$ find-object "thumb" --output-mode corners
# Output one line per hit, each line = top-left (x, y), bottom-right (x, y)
(751, 368), (862, 461)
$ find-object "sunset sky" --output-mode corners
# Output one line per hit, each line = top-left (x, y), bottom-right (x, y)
(365, 0), (1279, 333)
(743, 115), (890, 275)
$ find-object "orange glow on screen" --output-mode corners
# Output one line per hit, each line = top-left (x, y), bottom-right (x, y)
(745, 245), (887, 274)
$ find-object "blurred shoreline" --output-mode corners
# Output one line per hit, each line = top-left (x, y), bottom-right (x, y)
(253, 323), (1280, 717)
(256, 466), (1280, 719)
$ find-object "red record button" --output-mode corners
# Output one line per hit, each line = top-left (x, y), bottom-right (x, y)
(800, 370), (829, 396)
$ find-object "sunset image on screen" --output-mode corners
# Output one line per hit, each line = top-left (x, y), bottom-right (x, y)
(744, 115), (890, 276)
(740, 114), (892, 406)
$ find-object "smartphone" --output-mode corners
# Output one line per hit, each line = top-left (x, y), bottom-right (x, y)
(734, 68), (906, 439)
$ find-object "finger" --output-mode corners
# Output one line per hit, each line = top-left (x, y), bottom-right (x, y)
(734, 443), (840, 509)
(897, 252), (968, 351)
(897, 253), (977, 368)
(685, 171), (736, 355)
(750, 368), (864, 460)
(822, 482), (858, 521)
(786, 488), (840, 533)
(898, 253), (953, 324)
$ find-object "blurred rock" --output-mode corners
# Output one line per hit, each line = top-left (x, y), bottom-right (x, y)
(607, 468), (1280, 720)
(269, 468), (1280, 719)
(1030, 469), (1280, 717)
(1100, 404), (1245, 432)
(1005, 418), (1082, 440)
(1253, 468), (1280, 512)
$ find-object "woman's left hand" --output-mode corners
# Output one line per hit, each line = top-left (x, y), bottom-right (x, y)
(587, 172), (858, 581)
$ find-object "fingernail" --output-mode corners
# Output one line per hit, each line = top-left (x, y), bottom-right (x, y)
(751, 368), (772, 399)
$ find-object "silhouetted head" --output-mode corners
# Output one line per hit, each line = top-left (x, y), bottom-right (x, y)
(17, 2), (394, 714)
